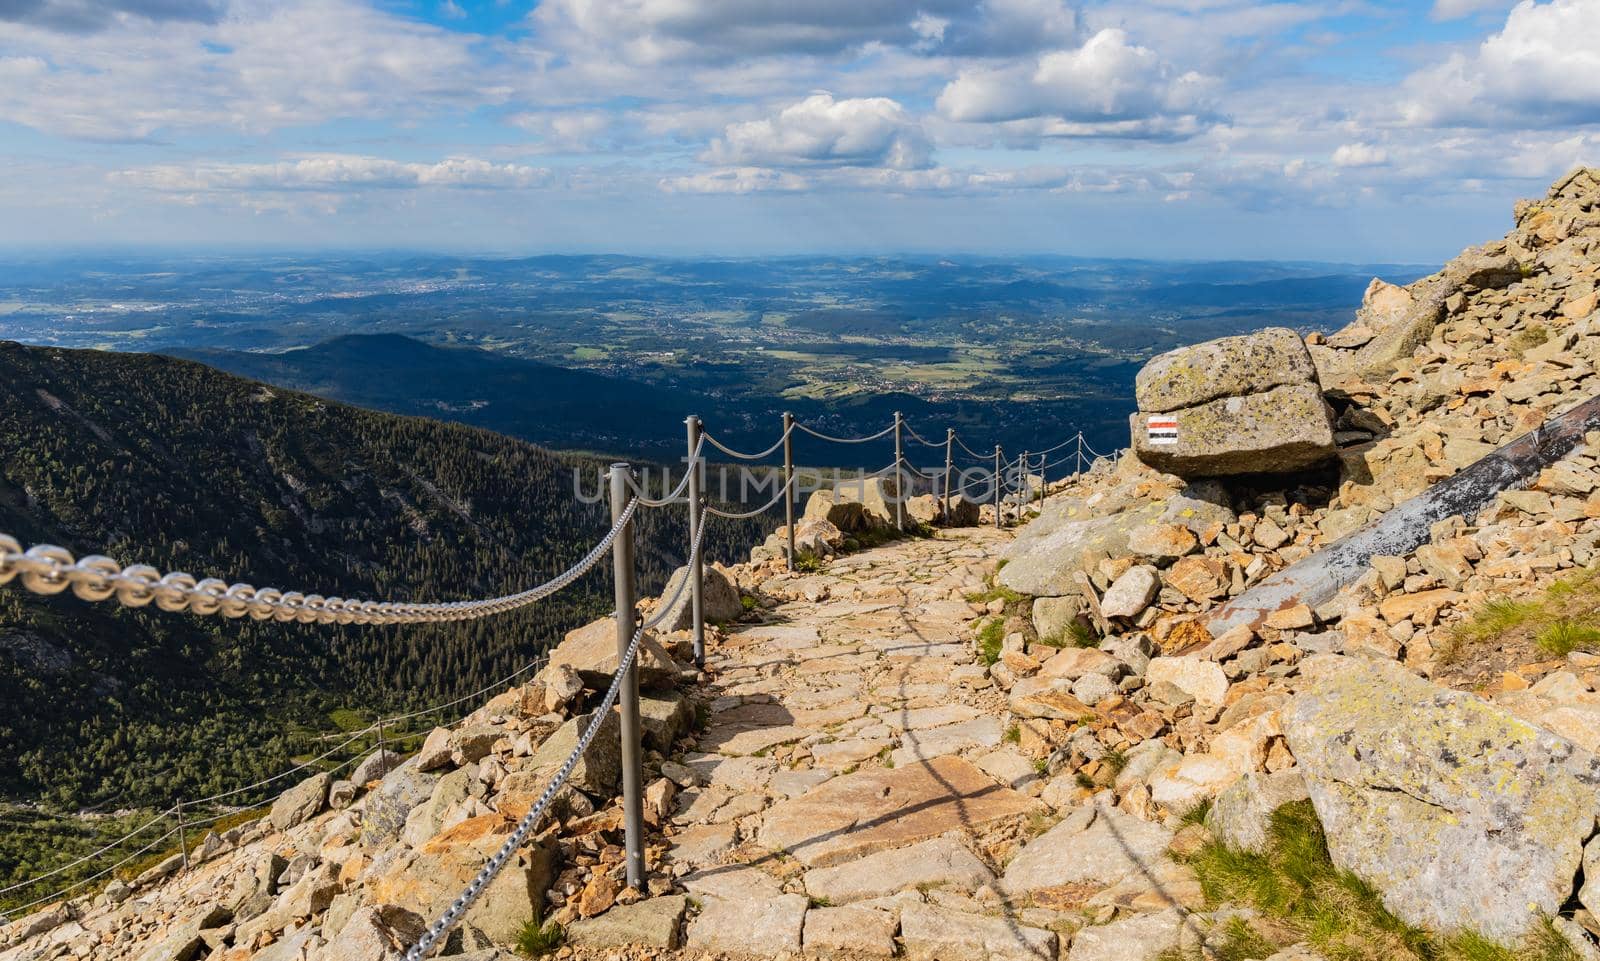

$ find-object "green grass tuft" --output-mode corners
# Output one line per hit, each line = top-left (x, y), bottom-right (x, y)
(1446, 567), (1600, 665)
(977, 618), (1005, 666)
(1180, 797), (1213, 827)
(515, 919), (564, 957)
(1536, 620), (1600, 656)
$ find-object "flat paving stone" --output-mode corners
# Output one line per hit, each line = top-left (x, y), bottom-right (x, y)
(681, 865), (785, 900)
(879, 704), (983, 732)
(567, 895), (686, 949)
(802, 905), (898, 958)
(665, 823), (739, 864)
(803, 837), (995, 903)
(1001, 802), (1174, 895)
(758, 756), (1044, 868)
(889, 717), (1003, 767)
(1067, 908), (1189, 961)
(686, 892), (808, 957)
(811, 738), (894, 771)
(899, 902), (1056, 961)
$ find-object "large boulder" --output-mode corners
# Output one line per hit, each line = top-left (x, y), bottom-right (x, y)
(1135, 327), (1319, 414)
(827, 476), (901, 527)
(1131, 328), (1336, 478)
(802, 489), (874, 532)
(269, 772), (331, 832)
(1285, 655), (1600, 941)
(528, 709), (622, 796)
(548, 616), (682, 689)
(655, 563), (744, 630)
(370, 814), (556, 946)
(1131, 384), (1337, 478)
(362, 758), (441, 847)
(997, 483), (1237, 597)
(997, 503), (1164, 596)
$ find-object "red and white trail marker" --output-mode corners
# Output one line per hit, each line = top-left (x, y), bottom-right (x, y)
(1146, 416), (1179, 446)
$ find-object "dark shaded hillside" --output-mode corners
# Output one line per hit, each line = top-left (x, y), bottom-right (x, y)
(0, 342), (771, 808)
(170, 334), (697, 458)
(166, 335), (1141, 462)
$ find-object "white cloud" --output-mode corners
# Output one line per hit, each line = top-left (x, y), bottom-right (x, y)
(1403, 0), (1600, 127)
(1429, 0), (1514, 21)
(658, 167), (808, 193)
(0, 0), (222, 32)
(1331, 142), (1389, 167)
(703, 93), (931, 169)
(0, 0), (503, 140)
(936, 28), (1216, 137)
(530, 0), (973, 65)
(113, 154), (548, 193)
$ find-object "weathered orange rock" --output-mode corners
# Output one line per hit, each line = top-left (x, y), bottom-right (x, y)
(577, 872), (619, 918)
(1166, 556), (1229, 603)
(1162, 619), (1214, 656)
(1377, 588), (1464, 625)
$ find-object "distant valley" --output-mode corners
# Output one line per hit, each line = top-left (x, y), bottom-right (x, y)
(1, 253), (1433, 461)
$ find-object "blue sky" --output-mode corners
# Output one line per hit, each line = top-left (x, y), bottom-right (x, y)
(0, 0), (1596, 261)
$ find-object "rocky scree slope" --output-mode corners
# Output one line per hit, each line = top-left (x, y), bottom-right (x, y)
(9, 169), (1600, 961)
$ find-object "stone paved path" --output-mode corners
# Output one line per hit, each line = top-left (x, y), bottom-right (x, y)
(604, 527), (1199, 961)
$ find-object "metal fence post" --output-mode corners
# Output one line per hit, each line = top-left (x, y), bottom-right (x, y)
(782, 412), (796, 570)
(993, 445), (1003, 529)
(608, 464), (646, 892)
(942, 428), (954, 524)
(684, 417), (705, 669)
(176, 799), (189, 870)
(893, 412), (904, 532)
(375, 715), (386, 757)
(1020, 450), (1029, 520)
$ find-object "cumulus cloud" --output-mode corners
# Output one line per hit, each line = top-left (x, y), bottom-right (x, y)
(1331, 142), (1389, 167)
(703, 94), (931, 169)
(658, 167), (808, 193)
(936, 28), (1217, 137)
(0, 0), (501, 140)
(113, 154), (548, 193)
(531, 0), (973, 64)
(0, 0), (221, 32)
(933, 0), (1079, 56)
(1403, 0), (1600, 127)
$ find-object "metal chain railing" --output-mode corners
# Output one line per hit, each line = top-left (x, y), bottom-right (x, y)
(701, 421), (795, 461)
(794, 421), (896, 444)
(0, 502), (635, 626)
(705, 473), (796, 519)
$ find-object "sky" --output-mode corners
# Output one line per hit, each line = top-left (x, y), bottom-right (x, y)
(0, 0), (1597, 261)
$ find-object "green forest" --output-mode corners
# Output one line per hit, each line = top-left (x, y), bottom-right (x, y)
(0, 342), (773, 815)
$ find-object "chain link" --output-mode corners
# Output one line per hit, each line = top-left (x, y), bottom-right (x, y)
(0, 501), (634, 626)
(794, 421), (896, 444)
(701, 421), (795, 461)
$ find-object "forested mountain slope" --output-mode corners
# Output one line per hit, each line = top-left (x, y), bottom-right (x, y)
(0, 341), (768, 808)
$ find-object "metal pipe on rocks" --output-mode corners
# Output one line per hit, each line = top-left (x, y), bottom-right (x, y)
(993, 445), (1003, 529)
(893, 412), (904, 531)
(943, 428), (954, 523)
(684, 417), (706, 669)
(1206, 392), (1600, 638)
(783, 412), (796, 571)
(608, 464), (646, 891)
(176, 800), (189, 870)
